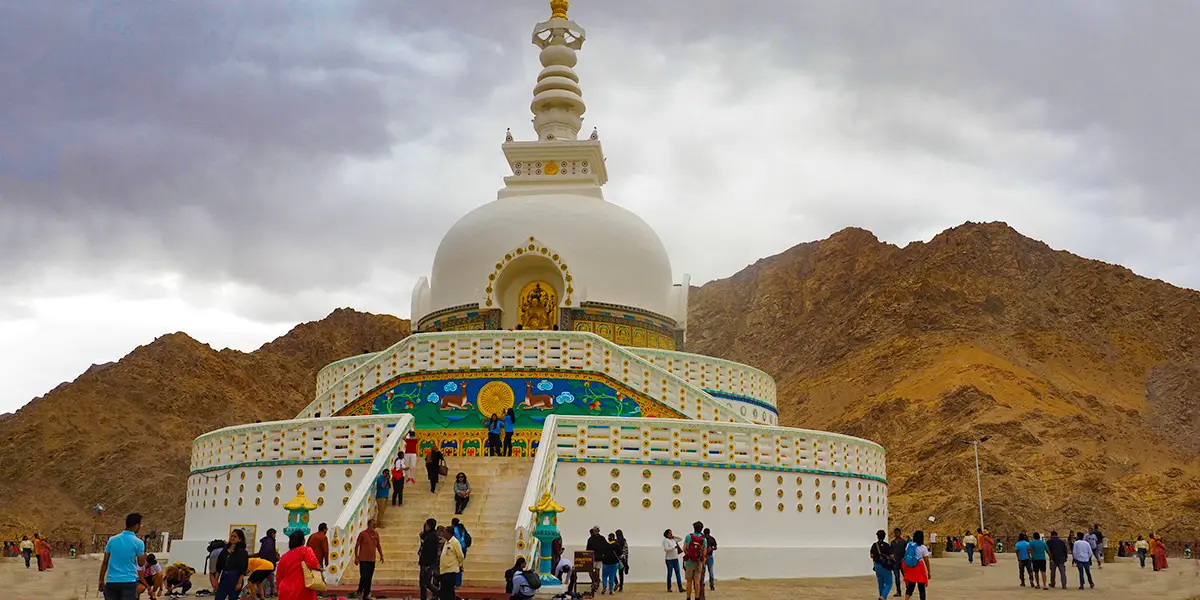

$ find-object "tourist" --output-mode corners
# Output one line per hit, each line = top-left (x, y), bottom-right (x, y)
(889, 528), (907, 596)
(961, 530), (976, 564)
(1047, 531), (1069, 589)
(701, 528), (715, 591)
(205, 539), (226, 592)
(452, 518), (473, 585)
(1150, 534), (1169, 571)
(245, 554), (275, 600)
(1014, 532), (1033, 587)
(1072, 532), (1095, 589)
(306, 523), (330, 568)
(586, 526), (607, 589)
(375, 470), (391, 525)
(439, 524), (466, 600)
(404, 431), (420, 484)
(978, 529), (998, 566)
(554, 553), (575, 591)
(507, 557), (537, 600)
(164, 562), (195, 597)
(599, 533), (621, 594)
(419, 519), (441, 600)
(354, 518), (385, 600)
(98, 512), (147, 600)
(256, 528), (280, 596)
(214, 529), (249, 600)
(277, 530), (322, 600)
(35, 534), (53, 571)
(487, 413), (502, 456)
(682, 521), (708, 600)
(614, 529), (631, 592)
(869, 529), (895, 600)
(1092, 524), (1105, 568)
(900, 530), (931, 600)
(1084, 528), (1099, 570)
(503, 408), (516, 456)
(427, 446), (446, 493)
(392, 451), (407, 506)
(660, 528), (684, 593)
(551, 533), (564, 568)
(1029, 532), (1048, 589)
(138, 554), (166, 599)
(454, 472), (472, 514)
(19, 535), (33, 569)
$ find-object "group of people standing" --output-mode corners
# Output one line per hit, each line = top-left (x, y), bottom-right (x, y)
(15, 534), (54, 571)
(485, 409), (516, 456)
(659, 523), (716, 600)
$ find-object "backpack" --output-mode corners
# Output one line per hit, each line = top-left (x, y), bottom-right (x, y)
(524, 570), (542, 590)
(683, 533), (705, 562)
(903, 542), (920, 568)
(873, 541), (896, 571)
(459, 526), (472, 549)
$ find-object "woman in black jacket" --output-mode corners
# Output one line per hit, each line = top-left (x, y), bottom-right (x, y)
(614, 530), (629, 592)
(214, 529), (249, 600)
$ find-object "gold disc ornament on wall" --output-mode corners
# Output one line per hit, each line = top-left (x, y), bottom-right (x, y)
(518, 281), (558, 330)
(477, 381), (516, 418)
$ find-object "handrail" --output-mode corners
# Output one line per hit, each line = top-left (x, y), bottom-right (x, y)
(297, 331), (754, 426)
(315, 351), (383, 397)
(192, 414), (395, 445)
(326, 413), (415, 584)
(513, 415), (561, 569)
(189, 415), (406, 473)
(628, 347), (777, 388)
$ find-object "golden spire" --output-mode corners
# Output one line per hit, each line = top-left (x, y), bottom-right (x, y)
(529, 491), (565, 514)
(283, 484), (318, 511)
(550, 0), (569, 19)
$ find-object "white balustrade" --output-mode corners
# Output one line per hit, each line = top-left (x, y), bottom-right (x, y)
(326, 414), (415, 584)
(297, 332), (753, 426)
(513, 416), (562, 567)
(629, 347), (777, 408)
(190, 415), (400, 473)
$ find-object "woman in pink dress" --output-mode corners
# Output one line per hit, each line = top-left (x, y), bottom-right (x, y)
(979, 531), (998, 566)
(276, 531), (322, 600)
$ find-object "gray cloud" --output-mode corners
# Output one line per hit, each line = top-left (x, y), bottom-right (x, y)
(1, 0), (1198, 321)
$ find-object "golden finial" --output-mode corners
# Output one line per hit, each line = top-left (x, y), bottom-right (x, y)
(550, 0), (569, 19)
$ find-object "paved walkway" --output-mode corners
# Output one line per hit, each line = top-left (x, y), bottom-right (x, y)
(3, 554), (1198, 600)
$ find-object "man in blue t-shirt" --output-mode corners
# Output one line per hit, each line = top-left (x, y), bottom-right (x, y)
(1015, 533), (1033, 588)
(375, 471), (391, 525)
(99, 513), (147, 600)
(502, 409), (515, 457)
(1029, 532), (1050, 589)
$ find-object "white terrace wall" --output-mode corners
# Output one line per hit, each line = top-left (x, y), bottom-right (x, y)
(178, 415), (412, 578)
(542, 416), (888, 580)
(630, 348), (779, 425)
(296, 332), (750, 426)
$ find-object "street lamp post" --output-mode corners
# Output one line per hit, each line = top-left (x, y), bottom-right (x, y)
(961, 437), (990, 531)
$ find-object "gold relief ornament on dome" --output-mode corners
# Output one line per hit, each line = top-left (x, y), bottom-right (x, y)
(544, 161), (559, 175)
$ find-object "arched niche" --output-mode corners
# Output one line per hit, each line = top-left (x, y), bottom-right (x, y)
(493, 253), (566, 330)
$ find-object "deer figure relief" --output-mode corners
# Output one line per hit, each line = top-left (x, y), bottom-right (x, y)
(521, 381), (555, 410)
(439, 382), (472, 410)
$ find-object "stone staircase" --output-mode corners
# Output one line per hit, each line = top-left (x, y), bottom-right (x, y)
(340, 456), (533, 588)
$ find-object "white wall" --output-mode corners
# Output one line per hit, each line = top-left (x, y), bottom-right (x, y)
(184, 463), (364, 544)
(554, 461), (887, 580)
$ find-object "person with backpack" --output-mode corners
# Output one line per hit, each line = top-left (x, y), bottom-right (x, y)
(451, 518), (471, 586)
(870, 529), (895, 600)
(506, 557), (540, 600)
(682, 521), (708, 600)
(392, 451), (406, 507)
(900, 530), (931, 600)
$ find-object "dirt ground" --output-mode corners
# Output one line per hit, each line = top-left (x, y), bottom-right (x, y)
(4, 554), (1199, 600)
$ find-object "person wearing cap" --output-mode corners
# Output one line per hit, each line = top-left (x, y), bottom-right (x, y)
(585, 526), (607, 593)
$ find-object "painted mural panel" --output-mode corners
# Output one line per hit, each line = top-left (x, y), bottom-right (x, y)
(371, 375), (643, 428)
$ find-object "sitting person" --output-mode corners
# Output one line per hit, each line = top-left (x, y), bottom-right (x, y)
(453, 472), (471, 514)
(138, 554), (165, 599)
(164, 562), (195, 596)
(507, 557), (537, 600)
(245, 556), (276, 600)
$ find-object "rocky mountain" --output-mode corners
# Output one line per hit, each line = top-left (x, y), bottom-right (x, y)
(0, 308), (409, 540)
(2, 221), (1197, 541)
(687, 222), (1200, 537)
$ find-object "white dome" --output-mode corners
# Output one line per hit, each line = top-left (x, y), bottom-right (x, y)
(428, 193), (674, 318)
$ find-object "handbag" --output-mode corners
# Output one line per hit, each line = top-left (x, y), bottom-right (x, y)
(302, 562), (327, 592)
(438, 463), (449, 477)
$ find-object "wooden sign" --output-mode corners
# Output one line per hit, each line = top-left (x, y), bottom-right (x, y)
(573, 550), (594, 572)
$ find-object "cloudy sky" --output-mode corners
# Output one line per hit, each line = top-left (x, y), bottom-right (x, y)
(1, 1), (1197, 411)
